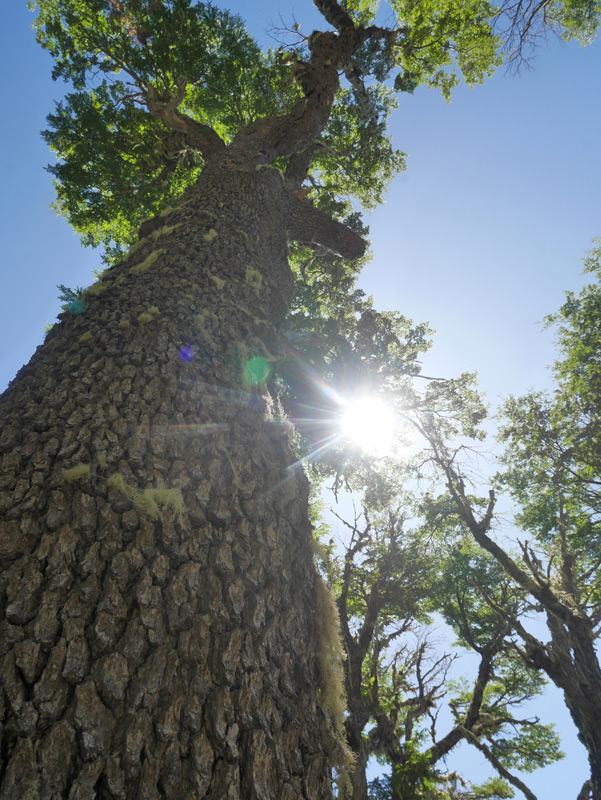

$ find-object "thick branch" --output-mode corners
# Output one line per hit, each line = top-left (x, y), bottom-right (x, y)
(287, 195), (366, 259)
(577, 779), (593, 800)
(229, 19), (400, 171)
(284, 147), (317, 191)
(230, 32), (342, 164)
(344, 62), (379, 131)
(145, 84), (225, 159)
(313, 0), (356, 34)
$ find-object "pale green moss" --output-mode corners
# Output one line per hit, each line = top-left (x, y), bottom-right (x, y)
(21, 779), (40, 800)
(63, 463), (91, 482)
(310, 536), (331, 565)
(138, 306), (160, 324)
(245, 268), (262, 294)
(118, 319), (130, 329)
(203, 229), (218, 242)
(135, 488), (185, 523)
(128, 238), (145, 255)
(81, 267), (114, 297)
(255, 163), (285, 181)
(315, 574), (355, 781)
(97, 453), (108, 469)
(209, 273), (226, 290)
(160, 206), (176, 217)
(130, 249), (164, 275)
(197, 309), (217, 325)
(85, 281), (108, 297)
(107, 473), (185, 523)
(107, 473), (128, 493)
(152, 223), (181, 239)
(79, 331), (93, 343)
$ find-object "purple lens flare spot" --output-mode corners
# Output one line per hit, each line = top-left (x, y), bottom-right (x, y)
(179, 345), (194, 362)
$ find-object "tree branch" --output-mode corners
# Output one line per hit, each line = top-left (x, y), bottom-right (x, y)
(284, 146), (317, 191)
(145, 83), (225, 159)
(425, 429), (578, 625)
(577, 779), (593, 800)
(286, 194), (366, 259)
(344, 62), (379, 132)
(427, 645), (495, 763)
(313, 0), (356, 34)
(460, 726), (539, 800)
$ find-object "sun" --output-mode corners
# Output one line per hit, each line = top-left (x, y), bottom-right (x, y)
(340, 396), (396, 456)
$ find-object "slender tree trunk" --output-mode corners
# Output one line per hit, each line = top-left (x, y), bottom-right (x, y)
(0, 162), (335, 798)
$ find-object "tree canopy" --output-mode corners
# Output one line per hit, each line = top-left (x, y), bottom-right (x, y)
(31, 0), (601, 268)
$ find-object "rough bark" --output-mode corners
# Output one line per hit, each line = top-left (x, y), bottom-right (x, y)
(536, 613), (601, 800)
(0, 161), (342, 798)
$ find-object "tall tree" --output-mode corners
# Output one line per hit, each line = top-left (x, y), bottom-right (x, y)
(1, 1), (598, 798)
(414, 243), (601, 800)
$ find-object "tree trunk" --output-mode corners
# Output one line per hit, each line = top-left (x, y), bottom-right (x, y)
(528, 612), (601, 800)
(558, 622), (601, 800)
(348, 741), (368, 800)
(0, 162), (336, 798)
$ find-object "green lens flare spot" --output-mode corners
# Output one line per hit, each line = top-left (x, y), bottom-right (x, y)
(244, 356), (271, 385)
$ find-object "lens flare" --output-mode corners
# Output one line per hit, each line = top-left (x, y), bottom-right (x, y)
(244, 356), (271, 385)
(179, 345), (195, 362)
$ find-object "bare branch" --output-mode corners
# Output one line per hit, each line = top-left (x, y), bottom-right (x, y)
(427, 645), (495, 763)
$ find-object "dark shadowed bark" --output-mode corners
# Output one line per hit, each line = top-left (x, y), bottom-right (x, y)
(0, 158), (356, 798)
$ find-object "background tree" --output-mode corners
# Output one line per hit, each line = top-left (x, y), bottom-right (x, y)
(318, 468), (562, 800)
(412, 243), (601, 800)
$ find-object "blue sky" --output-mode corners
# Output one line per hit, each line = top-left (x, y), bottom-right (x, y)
(1, 1), (600, 796)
